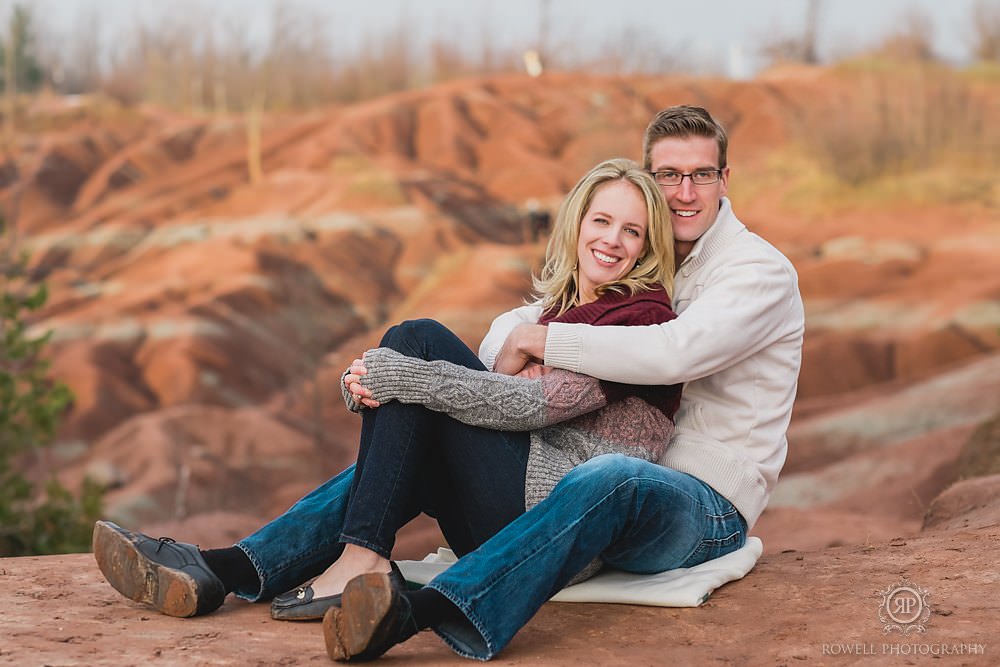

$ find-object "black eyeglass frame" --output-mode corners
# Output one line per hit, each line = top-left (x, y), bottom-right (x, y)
(649, 168), (723, 187)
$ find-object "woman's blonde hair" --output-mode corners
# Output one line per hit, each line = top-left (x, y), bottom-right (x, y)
(532, 158), (674, 316)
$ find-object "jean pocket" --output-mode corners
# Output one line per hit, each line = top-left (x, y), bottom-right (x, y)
(681, 527), (745, 568)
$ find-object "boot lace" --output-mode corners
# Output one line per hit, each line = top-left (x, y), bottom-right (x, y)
(155, 536), (177, 553)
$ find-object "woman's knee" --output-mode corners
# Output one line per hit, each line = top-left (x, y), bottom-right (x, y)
(378, 318), (447, 352)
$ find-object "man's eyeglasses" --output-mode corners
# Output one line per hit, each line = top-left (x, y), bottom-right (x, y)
(650, 169), (723, 187)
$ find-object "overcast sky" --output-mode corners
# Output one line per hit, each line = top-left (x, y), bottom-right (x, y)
(35, 0), (988, 78)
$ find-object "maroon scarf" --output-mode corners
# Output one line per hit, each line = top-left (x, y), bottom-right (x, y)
(539, 285), (681, 420)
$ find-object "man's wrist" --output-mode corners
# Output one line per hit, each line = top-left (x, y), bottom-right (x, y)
(516, 324), (548, 363)
(541, 322), (581, 372)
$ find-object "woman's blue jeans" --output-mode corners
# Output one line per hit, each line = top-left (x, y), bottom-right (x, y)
(234, 319), (530, 601)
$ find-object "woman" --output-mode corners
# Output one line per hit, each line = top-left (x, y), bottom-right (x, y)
(92, 158), (680, 638)
(329, 157), (680, 597)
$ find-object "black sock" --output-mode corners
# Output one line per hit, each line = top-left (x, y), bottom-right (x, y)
(404, 588), (465, 630)
(200, 546), (258, 595)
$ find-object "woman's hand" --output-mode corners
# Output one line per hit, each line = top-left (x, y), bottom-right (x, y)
(494, 324), (547, 375)
(344, 357), (381, 409)
(516, 361), (552, 379)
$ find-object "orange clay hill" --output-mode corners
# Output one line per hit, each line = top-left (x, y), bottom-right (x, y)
(1, 67), (998, 665)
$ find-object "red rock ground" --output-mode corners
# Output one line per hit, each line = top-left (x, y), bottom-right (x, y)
(2, 522), (996, 666)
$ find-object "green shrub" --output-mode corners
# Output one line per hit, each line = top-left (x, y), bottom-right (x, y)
(1, 217), (101, 556)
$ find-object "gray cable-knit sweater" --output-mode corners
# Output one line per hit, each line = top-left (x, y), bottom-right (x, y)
(353, 347), (675, 512)
(345, 289), (680, 511)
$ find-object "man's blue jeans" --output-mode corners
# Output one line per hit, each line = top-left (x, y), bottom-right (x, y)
(424, 454), (747, 659)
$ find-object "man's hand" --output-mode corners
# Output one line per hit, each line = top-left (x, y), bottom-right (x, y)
(494, 324), (547, 376)
(344, 357), (381, 409)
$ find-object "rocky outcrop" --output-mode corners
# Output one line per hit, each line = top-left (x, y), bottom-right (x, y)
(950, 412), (1000, 481)
(2, 71), (996, 562)
(923, 474), (1000, 533)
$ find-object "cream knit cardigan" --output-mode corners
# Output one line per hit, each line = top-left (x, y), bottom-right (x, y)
(480, 198), (805, 529)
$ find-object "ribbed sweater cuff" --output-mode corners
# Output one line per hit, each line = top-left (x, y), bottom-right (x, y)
(360, 348), (438, 405)
(543, 323), (583, 373)
(340, 368), (363, 413)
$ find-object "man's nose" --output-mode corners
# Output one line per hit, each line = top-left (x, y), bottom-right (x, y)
(676, 177), (697, 201)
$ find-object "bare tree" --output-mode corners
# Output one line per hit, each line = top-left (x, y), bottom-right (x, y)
(802, 0), (821, 64)
(33, 4), (100, 94)
(537, 0), (551, 70)
(2, 4), (45, 144)
(592, 25), (691, 75)
(875, 7), (936, 62)
(970, 0), (1000, 62)
(3, 14), (15, 146)
(758, 0), (824, 67)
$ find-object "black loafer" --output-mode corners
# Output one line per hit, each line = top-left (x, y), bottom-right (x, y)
(92, 520), (226, 617)
(323, 568), (419, 662)
(271, 561), (406, 622)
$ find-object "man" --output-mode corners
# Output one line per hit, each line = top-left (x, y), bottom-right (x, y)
(93, 105), (804, 662)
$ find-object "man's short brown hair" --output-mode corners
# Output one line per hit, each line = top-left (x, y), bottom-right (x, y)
(642, 105), (729, 170)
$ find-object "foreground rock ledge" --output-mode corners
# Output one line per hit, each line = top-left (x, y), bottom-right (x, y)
(1, 526), (996, 666)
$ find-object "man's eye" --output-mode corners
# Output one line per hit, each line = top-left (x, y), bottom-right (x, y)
(660, 171), (680, 179)
(694, 170), (714, 179)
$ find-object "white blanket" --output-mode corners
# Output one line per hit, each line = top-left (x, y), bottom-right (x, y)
(396, 536), (763, 607)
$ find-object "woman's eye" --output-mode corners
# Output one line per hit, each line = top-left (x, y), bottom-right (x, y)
(625, 227), (641, 236)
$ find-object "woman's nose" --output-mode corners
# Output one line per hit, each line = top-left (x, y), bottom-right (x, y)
(602, 227), (624, 246)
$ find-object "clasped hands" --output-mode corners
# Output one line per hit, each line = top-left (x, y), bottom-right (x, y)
(343, 323), (550, 409)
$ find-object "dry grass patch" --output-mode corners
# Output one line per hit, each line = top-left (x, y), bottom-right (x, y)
(732, 61), (1000, 218)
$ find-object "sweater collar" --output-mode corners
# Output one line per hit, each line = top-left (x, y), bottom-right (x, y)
(540, 284), (670, 325)
(677, 197), (745, 277)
